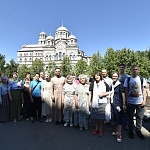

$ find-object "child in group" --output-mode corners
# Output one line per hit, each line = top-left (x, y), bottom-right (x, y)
(75, 74), (91, 130)
(62, 75), (76, 127)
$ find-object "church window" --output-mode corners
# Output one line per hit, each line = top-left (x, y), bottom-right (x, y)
(70, 55), (72, 60)
(59, 52), (62, 60)
(56, 53), (58, 60)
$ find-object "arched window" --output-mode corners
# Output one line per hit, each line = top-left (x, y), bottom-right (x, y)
(59, 52), (62, 60)
(56, 53), (58, 60)
(70, 55), (72, 60)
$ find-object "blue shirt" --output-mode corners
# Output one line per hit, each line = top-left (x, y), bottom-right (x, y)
(30, 79), (42, 97)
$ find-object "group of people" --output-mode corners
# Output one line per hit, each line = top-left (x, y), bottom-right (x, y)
(0, 64), (148, 143)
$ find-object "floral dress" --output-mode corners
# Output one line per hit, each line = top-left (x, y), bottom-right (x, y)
(62, 83), (76, 123)
(75, 84), (89, 128)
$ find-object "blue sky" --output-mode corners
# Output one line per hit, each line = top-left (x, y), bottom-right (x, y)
(0, 0), (150, 63)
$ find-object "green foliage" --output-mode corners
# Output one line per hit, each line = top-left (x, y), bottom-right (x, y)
(29, 58), (44, 75)
(0, 54), (6, 76)
(61, 56), (72, 77)
(0, 48), (150, 79)
(4, 59), (18, 78)
(89, 51), (103, 76)
(75, 59), (88, 77)
(103, 48), (118, 76)
(18, 64), (30, 79)
(45, 61), (56, 77)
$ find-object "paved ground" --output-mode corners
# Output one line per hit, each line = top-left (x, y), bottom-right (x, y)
(0, 98), (150, 150)
(0, 119), (150, 150)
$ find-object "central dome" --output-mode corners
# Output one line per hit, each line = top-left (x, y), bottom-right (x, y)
(56, 26), (68, 32)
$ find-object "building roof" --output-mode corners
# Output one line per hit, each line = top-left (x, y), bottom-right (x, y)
(56, 26), (68, 32)
(68, 35), (77, 39)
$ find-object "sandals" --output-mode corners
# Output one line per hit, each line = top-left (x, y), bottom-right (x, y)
(92, 130), (99, 135)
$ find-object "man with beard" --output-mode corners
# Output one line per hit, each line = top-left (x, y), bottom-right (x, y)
(51, 68), (65, 125)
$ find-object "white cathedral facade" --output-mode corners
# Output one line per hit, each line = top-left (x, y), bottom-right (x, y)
(17, 24), (90, 69)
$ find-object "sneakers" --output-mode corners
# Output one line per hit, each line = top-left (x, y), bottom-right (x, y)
(26, 118), (30, 121)
(70, 123), (73, 127)
(129, 130), (134, 139)
(64, 122), (68, 127)
(136, 130), (145, 140)
(48, 118), (52, 122)
(117, 134), (122, 143)
(79, 126), (83, 131)
(45, 119), (49, 123)
(111, 130), (118, 136)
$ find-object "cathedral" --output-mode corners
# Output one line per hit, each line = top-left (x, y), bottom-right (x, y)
(17, 24), (90, 69)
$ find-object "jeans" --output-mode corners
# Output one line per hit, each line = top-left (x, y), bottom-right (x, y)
(128, 103), (145, 131)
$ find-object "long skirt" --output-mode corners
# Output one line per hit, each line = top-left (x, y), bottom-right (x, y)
(0, 94), (10, 122)
(10, 90), (22, 121)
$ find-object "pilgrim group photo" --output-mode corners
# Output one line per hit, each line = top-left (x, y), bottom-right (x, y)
(0, 64), (149, 143)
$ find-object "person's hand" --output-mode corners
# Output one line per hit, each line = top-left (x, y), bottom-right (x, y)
(51, 95), (55, 100)
(89, 102), (91, 108)
(62, 101), (64, 107)
(141, 101), (146, 106)
(9, 97), (12, 101)
(31, 98), (34, 103)
(99, 93), (103, 98)
(41, 97), (44, 102)
(123, 105), (126, 111)
(75, 101), (78, 108)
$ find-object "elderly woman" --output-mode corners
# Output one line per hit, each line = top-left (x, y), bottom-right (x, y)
(0, 76), (10, 122)
(62, 75), (76, 127)
(41, 73), (53, 122)
(75, 74), (91, 130)
(9, 72), (23, 122)
(89, 72), (109, 136)
(111, 72), (125, 143)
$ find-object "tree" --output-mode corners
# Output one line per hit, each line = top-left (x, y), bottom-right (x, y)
(0, 54), (6, 76)
(30, 58), (44, 75)
(18, 64), (30, 79)
(5, 59), (18, 78)
(74, 59), (89, 77)
(89, 51), (103, 76)
(45, 61), (56, 77)
(61, 56), (72, 77)
(103, 48), (118, 76)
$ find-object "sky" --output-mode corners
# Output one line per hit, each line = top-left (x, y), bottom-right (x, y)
(0, 0), (150, 63)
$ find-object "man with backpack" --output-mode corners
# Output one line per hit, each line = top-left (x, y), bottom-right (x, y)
(124, 65), (147, 139)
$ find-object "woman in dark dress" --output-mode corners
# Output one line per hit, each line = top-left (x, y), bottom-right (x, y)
(21, 78), (33, 120)
(111, 72), (125, 143)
